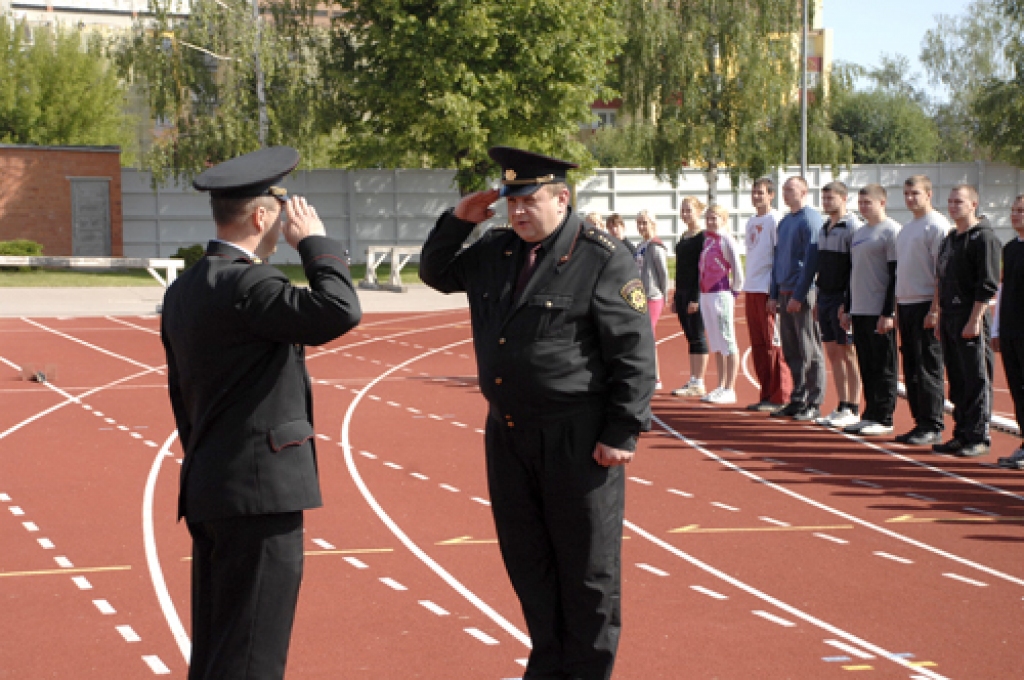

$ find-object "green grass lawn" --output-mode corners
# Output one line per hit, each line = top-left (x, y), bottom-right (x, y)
(0, 263), (424, 287)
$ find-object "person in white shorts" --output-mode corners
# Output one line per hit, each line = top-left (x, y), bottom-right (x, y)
(698, 204), (745, 404)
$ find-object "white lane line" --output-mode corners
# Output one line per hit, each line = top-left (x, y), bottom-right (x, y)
(636, 563), (669, 577)
(142, 655), (171, 675)
(474, 428), (485, 434)
(380, 577), (408, 591)
(411, 472), (429, 481)
(143, 431), (191, 663)
(691, 585), (728, 600)
(144, 441), (157, 447)
(312, 538), (335, 550)
(722, 448), (746, 455)
(93, 411), (105, 417)
(762, 457), (787, 465)
(440, 484), (460, 493)
(117, 425), (129, 431)
(384, 462), (403, 470)
(131, 432), (143, 439)
(964, 507), (1000, 517)
(667, 489), (693, 498)
(465, 628), (499, 645)
(906, 493), (937, 502)
(943, 573), (988, 587)
(851, 479), (882, 489)
(471, 497), (491, 506)
(419, 600), (449, 616)
(0, 493), (9, 501)
(93, 599), (116, 615)
(386, 401), (401, 408)
(759, 517), (791, 527)
(874, 552), (914, 565)
(116, 625), (141, 643)
(21, 319), (158, 371)
(54, 556), (73, 568)
(22, 522), (39, 531)
(629, 476), (653, 486)
(343, 557), (368, 570)
(360, 450), (377, 459)
(37, 538), (55, 549)
(805, 468), (831, 476)
(814, 533), (849, 545)
(824, 639), (875, 659)
(342, 337), (531, 649)
(406, 407), (421, 414)
(9, 506), (24, 516)
(368, 394), (381, 401)
(516, 658), (529, 668)
(653, 415), (1024, 590)
(711, 502), (740, 512)
(452, 421), (467, 428)
(316, 434), (330, 441)
(72, 576), (92, 590)
(428, 414), (443, 420)
(753, 610), (796, 627)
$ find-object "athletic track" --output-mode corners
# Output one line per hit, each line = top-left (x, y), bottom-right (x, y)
(1, 301), (1022, 679)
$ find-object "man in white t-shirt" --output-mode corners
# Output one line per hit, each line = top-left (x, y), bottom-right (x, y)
(743, 178), (792, 410)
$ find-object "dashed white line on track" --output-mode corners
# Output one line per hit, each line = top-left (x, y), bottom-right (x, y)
(805, 468), (831, 475)
(464, 628), (499, 645)
(629, 476), (653, 486)
(54, 556), (73, 568)
(117, 625), (141, 642)
(874, 552), (914, 565)
(691, 585), (728, 600)
(22, 522), (38, 531)
(384, 462), (403, 470)
(9, 506), (24, 516)
(411, 473), (429, 481)
(312, 539), (335, 550)
(440, 484), (460, 493)
(753, 610), (796, 627)
(814, 533), (849, 545)
(343, 557), (368, 570)
(851, 479), (882, 489)
(471, 497), (491, 506)
(406, 407), (421, 414)
(943, 573), (988, 587)
(37, 538), (55, 549)
(316, 434), (331, 441)
(386, 401), (401, 407)
(636, 563), (669, 577)
(762, 457), (787, 465)
(760, 517), (791, 527)
(72, 576), (92, 590)
(906, 493), (937, 502)
(964, 507), (1000, 517)
(380, 577), (407, 591)
(142, 655), (171, 675)
(722, 448), (745, 455)
(452, 421), (467, 428)
(0, 493), (9, 501)
(824, 639), (875, 659)
(360, 450), (377, 459)
(93, 600), (116, 615)
(711, 502), (739, 512)
(667, 489), (693, 498)
(419, 600), (449, 616)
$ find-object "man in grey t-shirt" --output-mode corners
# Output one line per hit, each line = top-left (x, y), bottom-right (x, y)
(841, 184), (900, 436)
(895, 175), (951, 445)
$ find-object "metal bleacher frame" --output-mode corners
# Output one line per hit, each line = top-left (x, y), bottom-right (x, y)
(358, 246), (420, 293)
(0, 256), (186, 287)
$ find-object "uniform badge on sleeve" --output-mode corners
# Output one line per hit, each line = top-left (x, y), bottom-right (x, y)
(620, 279), (648, 314)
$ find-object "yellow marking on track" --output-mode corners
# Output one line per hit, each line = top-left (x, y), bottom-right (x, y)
(0, 565), (131, 578)
(437, 536), (498, 546)
(841, 665), (874, 671)
(887, 514), (1024, 524)
(908, 661), (938, 668)
(669, 524), (854, 534)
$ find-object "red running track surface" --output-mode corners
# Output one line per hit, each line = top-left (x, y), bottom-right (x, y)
(0, 308), (1022, 679)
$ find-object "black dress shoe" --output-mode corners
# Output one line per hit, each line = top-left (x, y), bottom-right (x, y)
(770, 402), (805, 418)
(792, 405), (821, 422)
(956, 442), (990, 458)
(932, 438), (965, 454)
(895, 428), (920, 444)
(905, 430), (943, 446)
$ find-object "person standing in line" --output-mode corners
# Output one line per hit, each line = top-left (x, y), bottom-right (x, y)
(993, 194), (1024, 469)
(419, 146), (656, 680)
(769, 176), (827, 422)
(670, 196), (711, 397)
(741, 178), (793, 411)
(840, 184), (900, 436)
(636, 210), (670, 390)
(894, 175), (952, 446)
(812, 181), (862, 429)
(161, 147), (363, 680)
(933, 184), (1001, 458)
(698, 204), (745, 404)
(606, 213), (636, 255)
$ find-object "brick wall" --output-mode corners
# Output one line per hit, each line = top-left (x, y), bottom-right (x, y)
(0, 145), (123, 256)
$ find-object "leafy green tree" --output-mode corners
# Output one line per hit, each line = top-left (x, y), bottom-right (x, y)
(331, 0), (622, 193)
(971, 0), (1024, 165)
(0, 16), (132, 152)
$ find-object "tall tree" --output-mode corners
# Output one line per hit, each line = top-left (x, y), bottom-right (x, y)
(0, 16), (132, 152)
(971, 0), (1024, 165)
(331, 0), (622, 193)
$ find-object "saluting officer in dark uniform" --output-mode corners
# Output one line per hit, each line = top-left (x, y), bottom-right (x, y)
(161, 147), (362, 680)
(420, 147), (656, 680)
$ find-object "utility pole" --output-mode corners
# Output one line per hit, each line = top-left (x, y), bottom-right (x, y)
(251, 0), (268, 146)
(800, 0), (808, 177)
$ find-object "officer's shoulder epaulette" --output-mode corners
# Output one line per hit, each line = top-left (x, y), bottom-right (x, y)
(582, 226), (617, 253)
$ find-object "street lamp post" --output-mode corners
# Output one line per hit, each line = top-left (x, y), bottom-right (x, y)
(251, 0), (268, 147)
(800, 0), (808, 177)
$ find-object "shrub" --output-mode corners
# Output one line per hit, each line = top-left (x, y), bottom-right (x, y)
(0, 239), (44, 271)
(172, 244), (206, 269)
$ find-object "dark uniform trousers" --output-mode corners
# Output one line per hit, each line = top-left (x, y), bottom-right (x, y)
(1000, 335), (1024, 433)
(897, 302), (946, 433)
(486, 407), (623, 680)
(939, 311), (994, 444)
(852, 315), (898, 426)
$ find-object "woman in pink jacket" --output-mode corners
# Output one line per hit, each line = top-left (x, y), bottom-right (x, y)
(699, 205), (745, 404)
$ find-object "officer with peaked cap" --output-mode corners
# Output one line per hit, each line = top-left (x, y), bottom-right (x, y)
(160, 146), (362, 680)
(421, 146), (656, 679)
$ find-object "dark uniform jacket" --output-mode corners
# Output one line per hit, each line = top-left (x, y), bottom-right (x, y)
(161, 237), (361, 522)
(936, 217), (1001, 316)
(420, 208), (655, 451)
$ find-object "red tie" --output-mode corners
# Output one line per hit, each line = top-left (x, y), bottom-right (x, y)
(515, 243), (543, 300)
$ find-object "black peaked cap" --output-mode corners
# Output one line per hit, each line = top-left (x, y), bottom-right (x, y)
(193, 146), (300, 199)
(488, 146), (578, 198)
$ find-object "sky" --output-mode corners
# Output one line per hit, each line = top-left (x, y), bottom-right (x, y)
(821, 0), (975, 100)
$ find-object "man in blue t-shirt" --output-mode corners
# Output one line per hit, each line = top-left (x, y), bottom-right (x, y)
(768, 176), (827, 421)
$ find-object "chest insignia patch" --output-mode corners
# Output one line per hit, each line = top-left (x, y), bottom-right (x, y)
(620, 278), (648, 314)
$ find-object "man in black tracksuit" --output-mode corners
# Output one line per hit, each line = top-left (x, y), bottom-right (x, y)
(933, 185), (1001, 457)
(420, 147), (656, 679)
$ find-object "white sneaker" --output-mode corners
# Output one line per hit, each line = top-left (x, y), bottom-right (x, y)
(706, 388), (737, 404)
(816, 409), (844, 427)
(655, 381), (663, 390)
(672, 381), (706, 397)
(701, 387), (723, 402)
(827, 409), (861, 428)
(858, 422), (894, 436)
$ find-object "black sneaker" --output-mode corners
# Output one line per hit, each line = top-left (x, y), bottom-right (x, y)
(997, 448), (1024, 469)
(792, 405), (821, 422)
(771, 402), (805, 418)
(895, 428), (920, 444)
(932, 438), (965, 454)
(905, 430), (943, 446)
(956, 442), (990, 458)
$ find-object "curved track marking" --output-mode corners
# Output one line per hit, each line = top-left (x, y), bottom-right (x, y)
(623, 520), (948, 680)
(143, 430), (190, 663)
(340, 338), (532, 648)
(740, 347), (758, 390)
(652, 414), (1024, 588)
